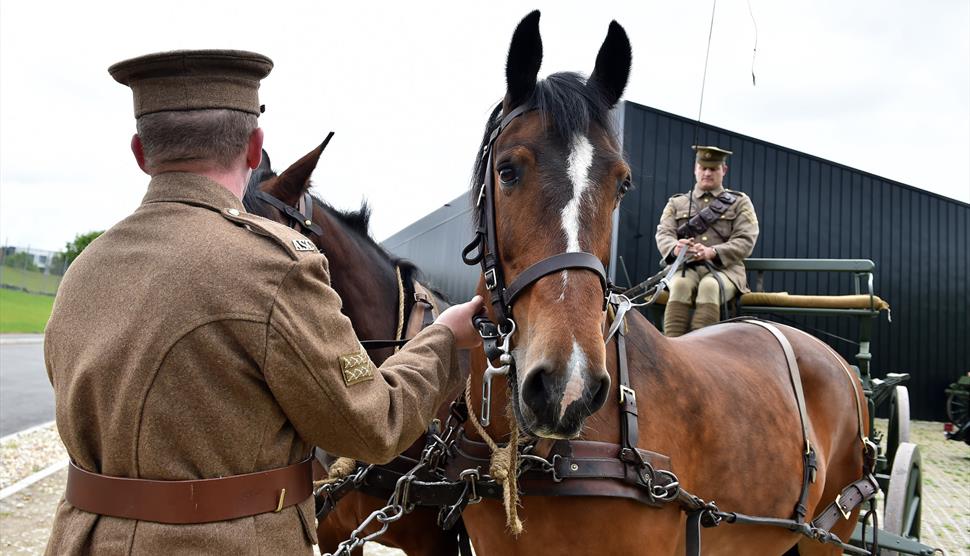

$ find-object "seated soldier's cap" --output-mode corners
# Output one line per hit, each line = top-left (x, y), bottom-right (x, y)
(109, 49), (273, 118)
(692, 145), (733, 168)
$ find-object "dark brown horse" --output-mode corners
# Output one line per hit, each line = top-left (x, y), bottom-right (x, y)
(460, 11), (869, 555)
(243, 147), (462, 555)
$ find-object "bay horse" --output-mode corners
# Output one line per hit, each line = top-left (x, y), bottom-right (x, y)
(243, 146), (463, 555)
(459, 11), (870, 555)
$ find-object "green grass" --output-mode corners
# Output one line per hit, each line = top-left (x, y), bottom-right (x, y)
(0, 288), (54, 333)
(0, 266), (62, 295)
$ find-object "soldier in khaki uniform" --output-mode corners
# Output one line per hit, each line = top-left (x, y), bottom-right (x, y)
(655, 146), (759, 336)
(44, 50), (484, 555)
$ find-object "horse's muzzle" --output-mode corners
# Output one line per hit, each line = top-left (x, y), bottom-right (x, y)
(518, 362), (611, 438)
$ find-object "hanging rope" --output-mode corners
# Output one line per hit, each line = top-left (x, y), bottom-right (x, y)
(313, 456), (358, 487)
(393, 265), (406, 353)
(464, 375), (523, 535)
(747, 0), (759, 86)
(693, 0), (718, 146)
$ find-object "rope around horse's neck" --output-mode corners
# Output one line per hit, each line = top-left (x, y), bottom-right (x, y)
(464, 375), (523, 535)
(394, 266), (406, 353)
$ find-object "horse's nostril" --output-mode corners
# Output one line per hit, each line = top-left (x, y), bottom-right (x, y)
(588, 374), (611, 413)
(521, 366), (551, 410)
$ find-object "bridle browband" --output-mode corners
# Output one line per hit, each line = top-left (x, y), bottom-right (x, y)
(461, 103), (611, 328)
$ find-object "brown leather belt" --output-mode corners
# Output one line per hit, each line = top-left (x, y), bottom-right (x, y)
(66, 456), (313, 524)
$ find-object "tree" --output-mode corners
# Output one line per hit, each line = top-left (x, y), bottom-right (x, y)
(64, 231), (104, 265)
(1, 251), (38, 271)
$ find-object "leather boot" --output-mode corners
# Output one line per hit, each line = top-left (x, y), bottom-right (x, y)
(690, 303), (721, 331)
(663, 301), (691, 337)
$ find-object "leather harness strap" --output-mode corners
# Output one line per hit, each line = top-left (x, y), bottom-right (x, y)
(812, 474), (880, 531)
(66, 456), (313, 524)
(739, 319), (812, 455)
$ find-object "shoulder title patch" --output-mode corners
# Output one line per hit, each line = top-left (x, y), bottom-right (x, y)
(293, 238), (316, 252)
(339, 346), (373, 386)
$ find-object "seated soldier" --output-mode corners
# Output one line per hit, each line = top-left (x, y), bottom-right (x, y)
(655, 146), (759, 336)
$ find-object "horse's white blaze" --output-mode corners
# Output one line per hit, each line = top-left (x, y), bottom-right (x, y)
(558, 133), (594, 300)
(559, 339), (589, 418)
(562, 133), (594, 252)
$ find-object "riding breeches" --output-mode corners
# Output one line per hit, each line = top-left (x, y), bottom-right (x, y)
(667, 267), (738, 305)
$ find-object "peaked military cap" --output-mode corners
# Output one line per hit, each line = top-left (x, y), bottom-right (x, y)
(109, 49), (273, 117)
(692, 145), (732, 168)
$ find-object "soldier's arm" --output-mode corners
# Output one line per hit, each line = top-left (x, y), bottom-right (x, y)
(263, 255), (463, 464)
(713, 195), (759, 267)
(655, 200), (680, 263)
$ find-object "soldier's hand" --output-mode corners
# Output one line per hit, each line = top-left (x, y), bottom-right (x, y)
(693, 245), (716, 261)
(673, 238), (693, 256)
(436, 296), (486, 350)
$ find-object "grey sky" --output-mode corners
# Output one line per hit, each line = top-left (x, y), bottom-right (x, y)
(2, 1), (968, 252)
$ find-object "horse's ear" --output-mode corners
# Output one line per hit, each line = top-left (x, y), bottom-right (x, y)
(589, 21), (632, 108)
(271, 141), (326, 205)
(258, 149), (272, 172)
(505, 10), (543, 108)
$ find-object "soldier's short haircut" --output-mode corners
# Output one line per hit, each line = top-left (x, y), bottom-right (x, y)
(136, 109), (257, 170)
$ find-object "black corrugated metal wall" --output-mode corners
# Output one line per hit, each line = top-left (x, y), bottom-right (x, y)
(384, 100), (969, 421)
(618, 101), (970, 421)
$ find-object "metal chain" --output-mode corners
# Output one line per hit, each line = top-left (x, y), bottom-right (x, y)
(323, 396), (473, 555)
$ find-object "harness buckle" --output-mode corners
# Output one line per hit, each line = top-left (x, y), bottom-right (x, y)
(460, 469), (482, 504)
(619, 385), (636, 404)
(834, 493), (851, 521)
(484, 269), (498, 291)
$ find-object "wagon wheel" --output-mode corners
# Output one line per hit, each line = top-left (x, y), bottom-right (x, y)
(886, 385), (910, 466)
(946, 390), (969, 426)
(882, 442), (922, 556)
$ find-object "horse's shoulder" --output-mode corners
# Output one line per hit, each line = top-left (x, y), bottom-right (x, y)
(220, 209), (319, 261)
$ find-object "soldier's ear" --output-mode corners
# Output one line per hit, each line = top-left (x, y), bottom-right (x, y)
(246, 128), (264, 170)
(131, 134), (149, 175)
(722, 164), (728, 176)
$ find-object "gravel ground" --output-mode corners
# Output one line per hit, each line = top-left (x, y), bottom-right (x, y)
(1, 421), (966, 555)
(0, 425), (66, 490)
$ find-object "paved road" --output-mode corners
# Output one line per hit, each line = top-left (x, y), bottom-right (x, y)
(0, 335), (53, 436)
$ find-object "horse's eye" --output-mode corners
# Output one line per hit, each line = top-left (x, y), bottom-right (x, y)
(498, 165), (518, 185)
(618, 177), (633, 196)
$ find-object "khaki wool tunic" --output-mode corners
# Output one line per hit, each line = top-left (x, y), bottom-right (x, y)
(44, 173), (463, 555)
(655, 185), (760, 293)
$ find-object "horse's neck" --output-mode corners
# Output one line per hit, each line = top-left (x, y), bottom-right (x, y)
(318, 211), (400, 348)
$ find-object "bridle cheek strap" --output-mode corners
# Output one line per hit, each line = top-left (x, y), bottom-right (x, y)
(503, 252), (609, 309)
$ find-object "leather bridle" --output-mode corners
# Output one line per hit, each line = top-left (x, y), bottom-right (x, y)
(461, 104), (611, 330)
(253, 189), (323, 237)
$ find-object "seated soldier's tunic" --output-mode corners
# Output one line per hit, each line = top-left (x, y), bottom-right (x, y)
(655, 186), (760, 302)
(44, 173), (462, 555)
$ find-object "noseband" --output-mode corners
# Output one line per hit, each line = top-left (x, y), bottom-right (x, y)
(461, 104), (611, 329)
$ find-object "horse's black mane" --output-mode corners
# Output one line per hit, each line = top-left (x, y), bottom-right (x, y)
(242, 173), (418, 282)
(469, 71), (614, 217)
